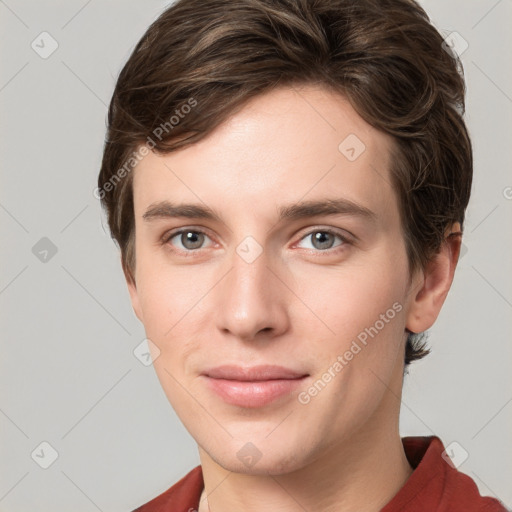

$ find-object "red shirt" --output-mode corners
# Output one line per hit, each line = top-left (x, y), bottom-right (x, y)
(132, 436), (508, 511)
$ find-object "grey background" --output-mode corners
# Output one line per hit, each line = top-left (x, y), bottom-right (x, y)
(1, 0), (511, 511)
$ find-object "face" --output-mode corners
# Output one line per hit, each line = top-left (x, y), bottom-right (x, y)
(126, 85), (426, 475)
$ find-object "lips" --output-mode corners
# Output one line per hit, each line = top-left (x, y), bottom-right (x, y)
(202, 364), (309, 381)
(201, 365), (310, 408)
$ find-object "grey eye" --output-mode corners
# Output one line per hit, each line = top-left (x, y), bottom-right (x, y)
(297, 230), (345, 251)
(169, 230), (209, 250)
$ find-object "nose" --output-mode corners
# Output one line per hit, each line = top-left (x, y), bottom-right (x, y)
(213, 244), (290, 343)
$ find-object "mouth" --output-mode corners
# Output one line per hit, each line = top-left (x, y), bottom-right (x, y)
(201, 365), (310, 408)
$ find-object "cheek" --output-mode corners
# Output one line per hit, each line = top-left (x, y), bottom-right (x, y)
(294, 260), (407, 419)
(136, 243), (190, 316)
(302, 260), (403, 326)
(135, 259), (215, 358)
(293, 252), (408, 366)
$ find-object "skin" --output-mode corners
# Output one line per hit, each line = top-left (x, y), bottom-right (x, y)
(125, 85), (461, 512)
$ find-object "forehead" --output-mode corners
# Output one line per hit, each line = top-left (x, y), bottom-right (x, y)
(132, 85), (398, 227)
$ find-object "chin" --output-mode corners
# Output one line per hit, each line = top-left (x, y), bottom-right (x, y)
(207, 440), (310, 476)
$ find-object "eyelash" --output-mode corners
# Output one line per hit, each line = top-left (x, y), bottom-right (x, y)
(161, 227), (352, 257)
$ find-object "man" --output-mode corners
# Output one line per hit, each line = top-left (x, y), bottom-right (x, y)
(97, 0), (508, 510)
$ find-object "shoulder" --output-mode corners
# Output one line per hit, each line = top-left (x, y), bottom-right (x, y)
(440, 458), (509, 511)
(382, 436), (509, 511)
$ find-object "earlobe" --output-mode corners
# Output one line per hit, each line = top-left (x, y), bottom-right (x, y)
(405, 223), (462, 334)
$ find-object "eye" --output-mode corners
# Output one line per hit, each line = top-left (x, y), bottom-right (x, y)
(163, 229), (213, 252)
(295, 228), (350, 252)
(162, 227), (351, 255)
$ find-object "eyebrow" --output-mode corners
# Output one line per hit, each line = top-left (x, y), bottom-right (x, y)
(142, 198), (377, 224)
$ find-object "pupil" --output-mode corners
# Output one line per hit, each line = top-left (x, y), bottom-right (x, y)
(183, 231), (203, 249)
(314, 232), (333, 249)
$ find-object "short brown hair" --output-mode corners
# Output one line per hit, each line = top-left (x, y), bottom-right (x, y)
(97, 0), (472, 367)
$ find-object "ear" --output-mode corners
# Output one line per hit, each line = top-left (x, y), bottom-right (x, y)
(406, 222), (462, 334)
(122, 256), (144, 323)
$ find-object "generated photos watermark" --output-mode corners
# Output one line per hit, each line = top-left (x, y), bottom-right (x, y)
(298, 301), (403, 405)
(94, 97), (197, 200)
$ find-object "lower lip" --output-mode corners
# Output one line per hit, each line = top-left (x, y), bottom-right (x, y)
(203, 376), (308, 408)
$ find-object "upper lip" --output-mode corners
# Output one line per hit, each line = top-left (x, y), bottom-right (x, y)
(202, 365), (309, 381)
